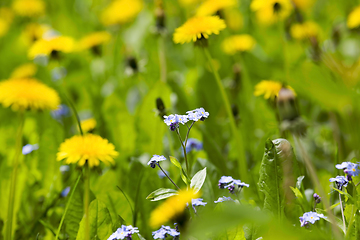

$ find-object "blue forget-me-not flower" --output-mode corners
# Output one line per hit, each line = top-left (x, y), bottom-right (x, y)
(22, 143), (39, 155)
(214, 196), (234, 203)
(299, 211), (326, 227)
(152, 225), (179, 239)
(107, 225), (139, 240)
(329, 176), (349, 190)
(148, 155), (167, 168)
(336, 161), (360, 177)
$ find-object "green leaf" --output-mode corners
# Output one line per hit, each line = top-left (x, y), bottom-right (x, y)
(290, 186), (303, 200)
(169, 156), (182, 169)
(181, 168), (191, 185)
(331, 187), (354, 201)
(296, 176), (305, 189)
(190, 167), (207, 193)
(258, 139), (284, 217)
(146, 188), (178, 200)
(76, 199), (113, 240)
(65, 182), (84, 240)
(315, 208), (345, 234)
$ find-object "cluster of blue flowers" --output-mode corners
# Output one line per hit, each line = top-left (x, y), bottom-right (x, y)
(329, 161), (360, 190)
(152, 225), (180, 239)
(299, 211), (326, 227)
(163, 107), (209, 131)
(218, 176), (249, 194)
(107, 225), (139, 240)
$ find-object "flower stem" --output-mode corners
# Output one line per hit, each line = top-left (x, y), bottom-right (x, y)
(203, 48), (248, 182)
(184, 122), (195, 148)
(84, 164), (90, 240)
(339, 192), (347, 233)
(5, 111), (25, 240)
(55, 173), (82, 240)
(157, 163), (180, 190)
(176, 128), (190, 178)
(158, 36), (167, 83)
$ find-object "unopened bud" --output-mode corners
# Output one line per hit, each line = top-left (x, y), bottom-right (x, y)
(277, 87), (298, 121)
(155, 2), (165, 32)
(331, 25), (341, 47)
(156, 97), (166, 118)
(313, 193), (321, 203)
(126, 56), (138, 72)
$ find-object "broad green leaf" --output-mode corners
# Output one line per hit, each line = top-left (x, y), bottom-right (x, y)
(258, 139), (284, 217)
(190, 167), (207, 193)
(146, 188), (178, 200)
(169, 156), (182, 169)
(296, 176), (305, 189)
(76, 199), (113, 240)
(150, 193), (178, 201)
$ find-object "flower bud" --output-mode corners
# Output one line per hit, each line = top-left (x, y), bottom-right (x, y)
(155, 1), (166, 32)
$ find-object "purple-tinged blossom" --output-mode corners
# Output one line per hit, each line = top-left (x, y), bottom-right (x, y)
(329, 176), (349, 190)
(147, 155), (166, 168)
(108, 225), (139, 240)
(152, 225), (179, 239)
(214, 196), (234, 203)
(186, 107), (209, 121)
(185, 138), (203, 153)
(218, 176), (234, 189)
(22, 143), (39, 155)
(192, 198), (207, 207)
(299, 211), (326, 227)
(336, 162), (360, 177)
(51, 104), (70, 121)
(313, 193), (321, 204)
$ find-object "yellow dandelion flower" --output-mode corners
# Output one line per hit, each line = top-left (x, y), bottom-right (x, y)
(196, 0), (236, 16)
(0, 78), (60, 111)
(10, 63), (37, 78)
(101, 0), (143, 26)
(292, 0), (314, 10)
(0, 18), (9, 38)
(254, 80), (295, 99)
(224, 9), (243, 30)
(80, 118), (97, 133)
(21, 23), (51, 45)
(12, 0), (45, 17)
(76, 31), (111, 51)
(28, 36), (75, 59)
(290, 21), (319, 40)
(173, 16), (226, 44)
(57, 134), (119, 168)
(178, 0), (203, 6)
(150, 189), (199, 228)
(347, 6), (360, 29)
(0, 7), (14, 23)
(250, 0), (293, 25)
(222, 34), (256, 55)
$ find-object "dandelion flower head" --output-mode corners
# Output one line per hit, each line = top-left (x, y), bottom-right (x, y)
(250, 0), (293, 25)
(0, 7), (14, 23)
(11, 63), (37, 78)
(12, 0), (45, 17)
(196, 0), (236, 16)
(101, 0), (143, 26)
(57, 134), (119, 168)
(292, 0), (314, 10)
(28, 35), (75, 59)
(77, 31), (111, 51)
(290, 21), (319, 40)
(21, 23), (51, 45)
(0, 78), (60, 111)
(150, 189), (200, 228)
(80, 118), (97, 133)
(254, 80), (295, 100)
(173, 16), (226, 44)
(222, 34), (256, 55)
(347, 6), (360, 29)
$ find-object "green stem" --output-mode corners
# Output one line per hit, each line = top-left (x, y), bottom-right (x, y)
(176, 128), (190, 178)
(157, 163), (180, 190)
(158, 36), (167, 83)
(55, 173), (82, 240)
(5, 112), (25, 240)
(84, 164), (90, 240)
(203, 48), (248, 182)
(61, 92), (83, 136)
(339, 192), (347, 234)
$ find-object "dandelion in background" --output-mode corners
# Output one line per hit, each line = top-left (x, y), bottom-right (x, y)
(0, 78), (60, 111)
(221, 34), (256, 55)
(347, 6), (360, 29)
(57, 134), (118, 168)
(22, 143), (39, 155)
(152, 225), (180, 239)
(336, 161), (360, 177)
(107, 225), (139, 240)
(299, 211), (326, 227)
(195, 0), (236, 17)
(80, 118), (97, 133)
(76, 31), (111, 53)
(28, 35), (75, 59)
(214, 196), (234, 203)
(150, 189), (199, 228)
(173, 16), (226, 44)
(250, 0), (293, 25)
(20, 23), (51, 46)
(254, 80), (295, 100)
(12, 0), (45, 17)
(290, 21), (320, 40)
(101, 0), (143, 26)
(10, 63), (37, 79)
